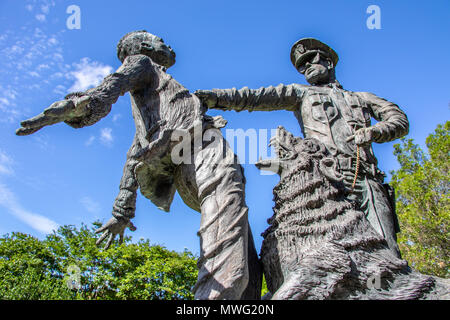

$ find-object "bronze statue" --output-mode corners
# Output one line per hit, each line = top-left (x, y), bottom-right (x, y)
(16, 32), (449, 300)
(195, 38), (408, 258)
(255, 126), (449, 299)
(16, 30), (261, 300)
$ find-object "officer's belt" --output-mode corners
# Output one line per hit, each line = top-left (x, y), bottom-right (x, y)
(336, 156), (380, 179)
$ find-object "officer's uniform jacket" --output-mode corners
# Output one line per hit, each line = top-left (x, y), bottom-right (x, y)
(209, 83), (409, 179)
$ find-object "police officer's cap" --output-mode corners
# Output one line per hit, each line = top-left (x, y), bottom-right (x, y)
(290, 38), (339, 70)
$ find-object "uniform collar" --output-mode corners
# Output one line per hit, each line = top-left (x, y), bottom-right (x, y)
(313, 81), (344, 93)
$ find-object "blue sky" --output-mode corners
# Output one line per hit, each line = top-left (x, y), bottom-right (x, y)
(0, 0), (449, 255)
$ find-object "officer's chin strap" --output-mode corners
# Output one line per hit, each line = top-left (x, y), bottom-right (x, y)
(351, 146), (360, 191)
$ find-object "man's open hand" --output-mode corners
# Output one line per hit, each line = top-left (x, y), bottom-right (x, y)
(95, 216), (137, 250)
(16, 95), (91, 136)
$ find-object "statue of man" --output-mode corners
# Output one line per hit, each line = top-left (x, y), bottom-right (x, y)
(195, 38), (409, 258)
(16, 30), (261, 300)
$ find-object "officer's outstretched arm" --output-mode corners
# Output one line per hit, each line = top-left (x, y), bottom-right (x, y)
(352, 92), (409, 145)
(16, 54), (154, 135)
(195, 83), (302, 112)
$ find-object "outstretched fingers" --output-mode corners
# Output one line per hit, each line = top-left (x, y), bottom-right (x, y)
(96, 230), (110, 246)
(95, 222), (111, 234)
(104, 233), (115, 250)
(43, 100), (75, 117)
(17, 100), (75, 135)
(15, 126), (44, 136)
(20, 113), (59, 129)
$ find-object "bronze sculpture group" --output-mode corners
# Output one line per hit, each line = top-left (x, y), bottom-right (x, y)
(16, 31), (449, 300)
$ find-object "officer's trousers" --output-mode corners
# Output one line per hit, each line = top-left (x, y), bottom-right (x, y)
(348, 174), (402, 259)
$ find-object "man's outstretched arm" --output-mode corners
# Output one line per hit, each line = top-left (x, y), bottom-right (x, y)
(16, 54), (154, 135)
(195, 83), (304, 112)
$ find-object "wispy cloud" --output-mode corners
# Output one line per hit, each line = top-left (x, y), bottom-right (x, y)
(0, 1), (113, 124)
(80, 196), (101, 214)
(40, 3), (51, 14)
(0, 85), (21, 122)
(85, 135), (95, 146)
(112, 114), (122, 123)
(32, 133), (53, 151)
(0, 148), (58, 233)
(100, 127), (114, 146)
(0, 150), (14, 176)
(0, 183), (59, 234)
(68, 58), (113, 92)
(0, 1), (114, 123)
(0, 25), (66, 122)
(35, 14), (46, 22)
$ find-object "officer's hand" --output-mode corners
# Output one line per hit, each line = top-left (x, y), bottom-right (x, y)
(346, 127), (378, 147)
(95, 216), (136, 250)
(16, 95), (91, 136)
(194, 90), (218, 109)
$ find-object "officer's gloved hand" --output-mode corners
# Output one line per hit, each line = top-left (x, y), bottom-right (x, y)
(347, 127), (380, 147)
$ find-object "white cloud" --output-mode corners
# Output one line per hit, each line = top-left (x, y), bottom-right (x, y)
(51, 72), (64, 80)
(85, 135), (95, 146)
(52, 52), (64, 62)
(41, 4), (50, 14)
(68, 58), (113, 92)
(53, 84), (66, 95)
(100, 127), (114, 146)
(36, 63), (50, 71)
(47, 37), (58, 46)
(80, 196), (101, 214)
(0, 23), (65, 122)
(0, 150), (14, 176)
(32, 134), (52, 151)
(3, 45), (24, 56)
(0, 2), (109, 123)
(0, 97), (10, 107)
(35, 14), (46, 22)
(0, 183), (59, 234)
(0, 85), (20, 122)
(112, 114), (122, 122)
(29, 71), (40, 77)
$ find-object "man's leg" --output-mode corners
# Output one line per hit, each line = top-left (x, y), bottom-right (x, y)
(240, 225), (263, 300)
(192, 129), (252, 300)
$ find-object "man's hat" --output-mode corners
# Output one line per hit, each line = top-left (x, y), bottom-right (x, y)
(290, 38), (339, 69)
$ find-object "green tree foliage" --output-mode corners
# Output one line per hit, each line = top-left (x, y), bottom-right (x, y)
(0, 223), (198, 299)
(390, 121), (449, 278)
